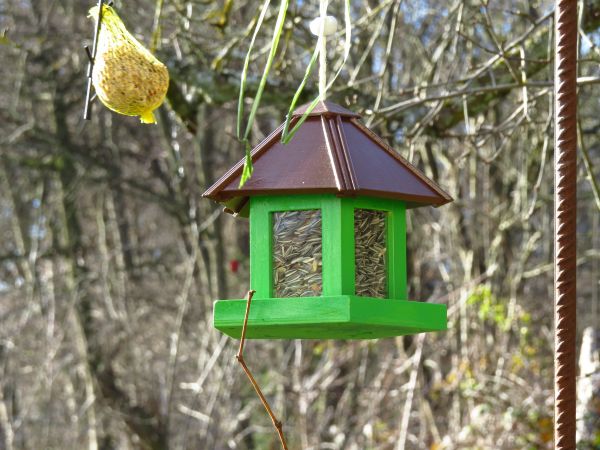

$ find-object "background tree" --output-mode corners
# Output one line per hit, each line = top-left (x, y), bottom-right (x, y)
(0, 0), (599, 448)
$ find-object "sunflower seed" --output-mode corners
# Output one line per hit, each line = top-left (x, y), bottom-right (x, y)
(273, 210), (323, 298)
(355, 209), (387, 298)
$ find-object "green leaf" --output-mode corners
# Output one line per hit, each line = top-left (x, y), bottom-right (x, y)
(237, 0), (351, 182)
(239, 141), (253, 187)
(237, 0), (289, 186)
(237, 0), (271, 140)
(281, 44), (321, 143)
(0, 29), (13, 46)
(242, 0), (290, 144)
(281, 0), (352, 144)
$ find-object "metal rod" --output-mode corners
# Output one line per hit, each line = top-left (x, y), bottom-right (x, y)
(554, 0), (578, 448)
(83, 0), (106, 120)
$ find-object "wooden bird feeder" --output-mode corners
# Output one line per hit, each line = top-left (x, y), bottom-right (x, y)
(204, 101), (452, 339)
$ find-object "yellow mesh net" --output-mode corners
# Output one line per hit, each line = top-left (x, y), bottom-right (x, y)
(89, 5), (169, 124)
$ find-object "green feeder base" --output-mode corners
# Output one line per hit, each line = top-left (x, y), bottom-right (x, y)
(213, 296), (447, 340)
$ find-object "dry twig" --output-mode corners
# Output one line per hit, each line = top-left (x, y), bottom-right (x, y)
(236, 290), (289, 450)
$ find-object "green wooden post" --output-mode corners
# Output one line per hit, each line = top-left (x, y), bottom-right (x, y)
(249, 197), (272, 299)
(389, 201), (407, 300)
(322, 197), (355, 296)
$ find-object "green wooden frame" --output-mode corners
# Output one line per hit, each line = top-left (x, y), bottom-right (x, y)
(214, 194), (447, 339)
(250, 194), (407, 300)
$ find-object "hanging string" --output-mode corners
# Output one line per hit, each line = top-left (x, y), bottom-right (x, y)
(318, 0), (329, 99)
(281, 0), (349, 144)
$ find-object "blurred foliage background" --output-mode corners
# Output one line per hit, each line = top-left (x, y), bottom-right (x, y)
(0, 0), (599, 449)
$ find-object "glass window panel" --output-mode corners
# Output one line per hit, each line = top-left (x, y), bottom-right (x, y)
(355, 209), (387, 298)
(273, 210), (322, 298)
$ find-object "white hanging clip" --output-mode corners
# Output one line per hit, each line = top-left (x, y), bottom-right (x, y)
(309, 15), (338, 37)
(309, 3), (337, 99)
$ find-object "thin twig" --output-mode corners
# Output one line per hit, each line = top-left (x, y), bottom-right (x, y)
(376, 77), (600, 116)
(236, 290), (289, 450)
(395, 334), (425, 450)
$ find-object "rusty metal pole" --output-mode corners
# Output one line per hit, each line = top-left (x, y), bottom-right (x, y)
(554, 1), (578, 449)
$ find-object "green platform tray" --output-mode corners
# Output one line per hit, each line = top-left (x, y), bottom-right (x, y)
(213, 296), (447, 340)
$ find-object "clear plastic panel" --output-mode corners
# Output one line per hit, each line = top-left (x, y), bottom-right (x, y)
(273, 210), (322, 298)
(355, 209), (387, 298)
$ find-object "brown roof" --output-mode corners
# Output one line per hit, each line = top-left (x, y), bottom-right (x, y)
(203, 101), (452, 215)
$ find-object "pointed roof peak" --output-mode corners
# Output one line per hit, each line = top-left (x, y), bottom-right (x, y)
(292, 100), (360, 118)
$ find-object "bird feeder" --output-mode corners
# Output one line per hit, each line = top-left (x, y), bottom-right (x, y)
(204, 101), (452, 339)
